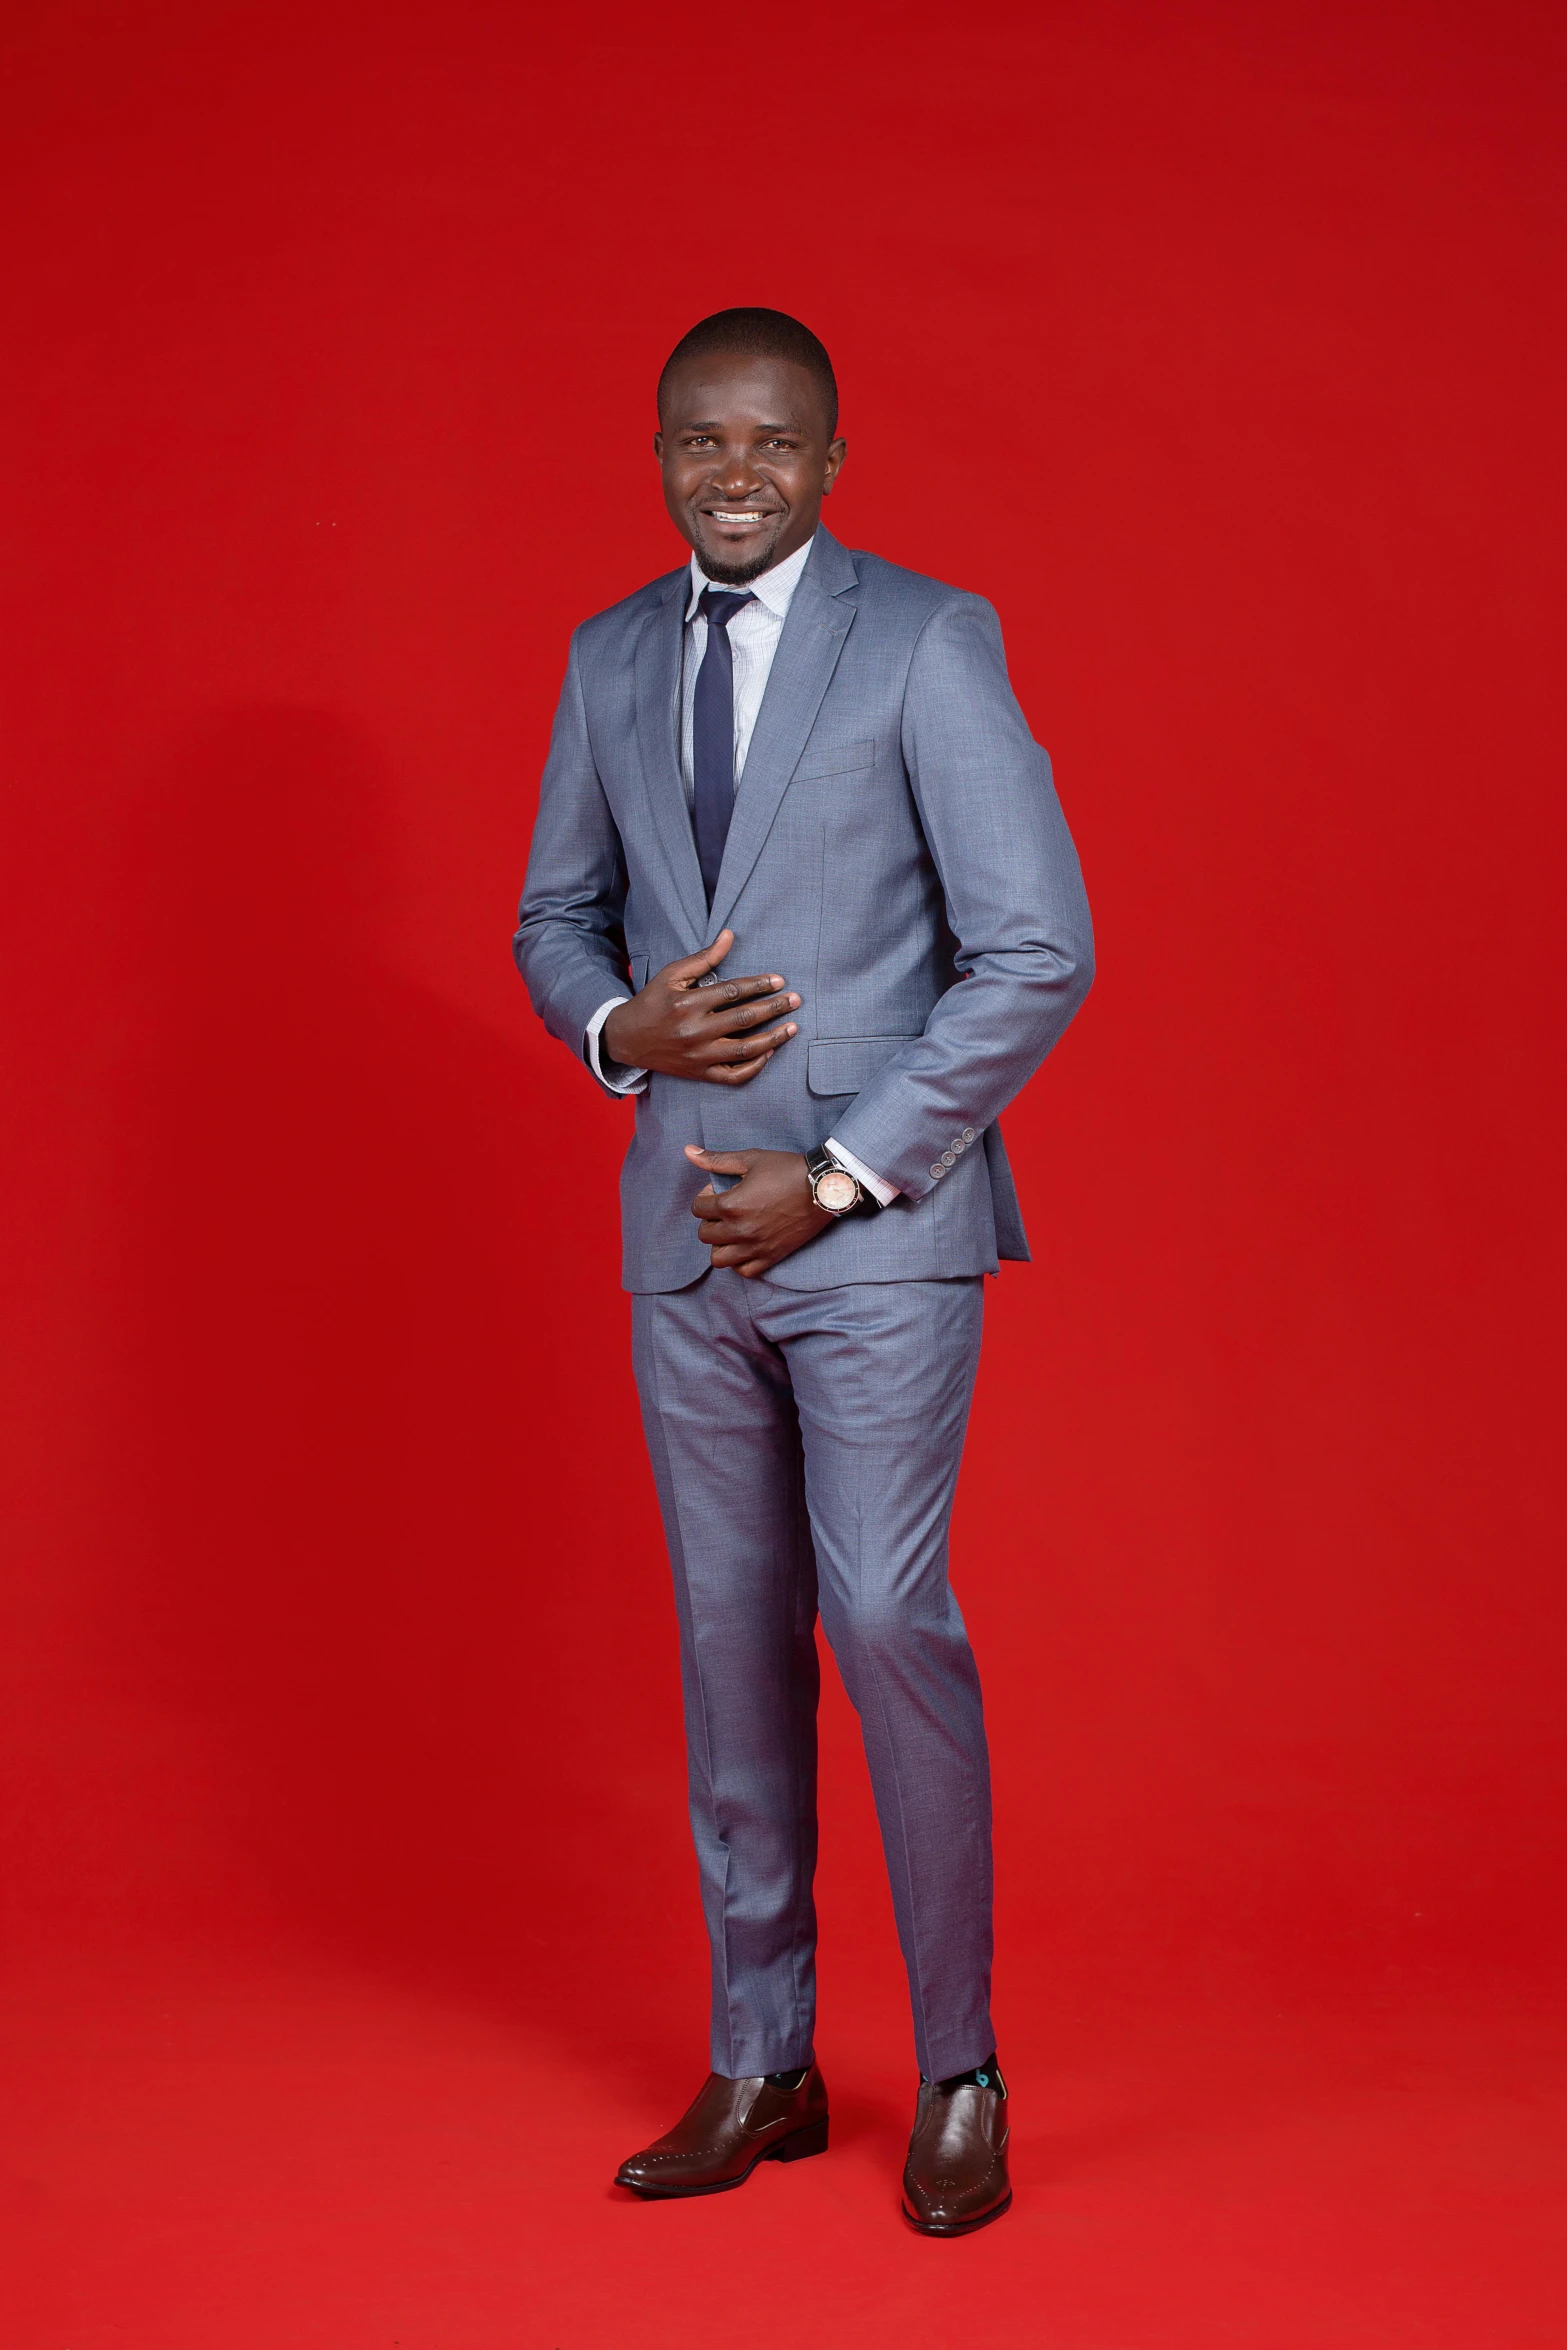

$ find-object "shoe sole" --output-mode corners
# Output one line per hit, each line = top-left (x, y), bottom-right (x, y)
(901, 2187), (1013, 2237)
(616, 2116), (830, 2199)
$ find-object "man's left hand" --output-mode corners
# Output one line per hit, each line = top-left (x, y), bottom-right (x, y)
(685, 1147), (832, 1279)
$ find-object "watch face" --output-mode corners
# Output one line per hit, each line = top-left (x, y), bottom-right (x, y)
(815, 1168), (859, 1214)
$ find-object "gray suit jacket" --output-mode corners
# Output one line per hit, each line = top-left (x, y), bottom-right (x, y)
(515, 527), (1093, 1293)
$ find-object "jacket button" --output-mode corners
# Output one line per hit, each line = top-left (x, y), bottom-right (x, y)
(962, 1128), (975, 1143)
(941, 1150), (956, 1166)
(929, 1163), (945, 1179)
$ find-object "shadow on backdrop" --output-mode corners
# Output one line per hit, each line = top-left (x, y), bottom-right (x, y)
(97, 707), (694, 2060)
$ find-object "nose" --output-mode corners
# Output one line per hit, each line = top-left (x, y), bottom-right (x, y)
(710, 452), (764, 498)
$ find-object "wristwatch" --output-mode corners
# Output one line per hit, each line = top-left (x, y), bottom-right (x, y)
(805, 1144), (880, 1218)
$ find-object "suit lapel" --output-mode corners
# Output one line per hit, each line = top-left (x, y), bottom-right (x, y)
(632, 574), (708, 950)
(707, 530), (859, 936)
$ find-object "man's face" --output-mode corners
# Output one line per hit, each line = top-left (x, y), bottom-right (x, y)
(655, 351), (847, 584)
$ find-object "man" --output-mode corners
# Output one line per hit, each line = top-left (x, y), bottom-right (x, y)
(514, 308), (1092, 2235)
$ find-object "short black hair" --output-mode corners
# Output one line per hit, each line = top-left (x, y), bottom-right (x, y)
(658, 307), (839, 436)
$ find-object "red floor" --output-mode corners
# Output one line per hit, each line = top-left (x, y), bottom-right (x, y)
(7, 1945), (1562, 2349)
(4, 10), (1564, 2345)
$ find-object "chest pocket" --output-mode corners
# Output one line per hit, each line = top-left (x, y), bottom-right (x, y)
(792, 738), (875, 783)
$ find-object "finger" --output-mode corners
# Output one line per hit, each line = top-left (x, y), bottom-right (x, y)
(690, 1200), (747, 1235)
(666, 930), (739, 987)
(691, 971), (793, 1011)
(684, 1147), (751, 1174)
(703, 988), (802, 1029)
(713, 1248), (771, 1277)
(704, 1051), (776, 1085)
(701, 1018), (797, 1063)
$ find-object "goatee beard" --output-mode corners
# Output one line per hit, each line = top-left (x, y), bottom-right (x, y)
(698, 545), (783, 587)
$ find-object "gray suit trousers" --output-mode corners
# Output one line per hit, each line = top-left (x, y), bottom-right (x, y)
(632, 1268), (994, 2083)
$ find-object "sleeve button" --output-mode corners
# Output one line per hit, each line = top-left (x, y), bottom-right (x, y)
(929, 1163), (945, 1179)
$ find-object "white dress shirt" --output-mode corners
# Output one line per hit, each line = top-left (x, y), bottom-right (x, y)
(676, 533), (816, 797)
(586, 536), (897, 1206)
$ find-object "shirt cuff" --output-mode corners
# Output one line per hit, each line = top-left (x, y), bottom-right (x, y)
(824, 1135), (899, 1206)
(586, 998), (648, 1094)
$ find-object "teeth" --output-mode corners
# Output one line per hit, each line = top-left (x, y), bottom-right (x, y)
(712, 511), (766, 522)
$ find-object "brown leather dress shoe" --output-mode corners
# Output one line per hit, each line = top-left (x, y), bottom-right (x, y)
(614, 2065), (830, 2198)
(902, 2077), (1012, 2235)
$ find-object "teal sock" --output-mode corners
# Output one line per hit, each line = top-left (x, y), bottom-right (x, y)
(929, 2051), (1006, 2096)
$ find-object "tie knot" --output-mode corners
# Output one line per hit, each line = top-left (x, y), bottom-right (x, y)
(698, 587), (756, 629)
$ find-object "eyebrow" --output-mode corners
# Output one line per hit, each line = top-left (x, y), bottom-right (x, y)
(679, 419), (803, 434)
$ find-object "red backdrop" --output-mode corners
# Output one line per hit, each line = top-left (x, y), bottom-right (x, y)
(3, 4), (1563, 2344)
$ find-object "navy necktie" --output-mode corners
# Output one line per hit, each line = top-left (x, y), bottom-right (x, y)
(692, 587), (756, 905)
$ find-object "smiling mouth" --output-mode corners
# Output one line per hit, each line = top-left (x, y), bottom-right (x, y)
(704, 509), (777, 525)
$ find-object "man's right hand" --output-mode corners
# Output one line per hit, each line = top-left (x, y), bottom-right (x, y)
(602, 930), (801, 1086)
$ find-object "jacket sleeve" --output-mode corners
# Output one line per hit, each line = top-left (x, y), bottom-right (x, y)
(826, 594), (1094, 1199)
(512, 630), (635, 1091)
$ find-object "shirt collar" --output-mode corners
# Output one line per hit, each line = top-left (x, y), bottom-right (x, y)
(685, 532), (815, 623)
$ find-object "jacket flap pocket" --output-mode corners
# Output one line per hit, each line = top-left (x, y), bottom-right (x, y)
(807, 1035), (919, 1097)
(792, 737), (875, 783)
